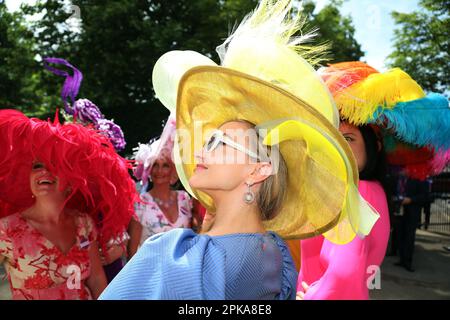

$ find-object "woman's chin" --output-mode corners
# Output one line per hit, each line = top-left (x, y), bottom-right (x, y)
(33, 190), (65, 200)
(189, 175), (208, 191)
(152, 178), (170, 185)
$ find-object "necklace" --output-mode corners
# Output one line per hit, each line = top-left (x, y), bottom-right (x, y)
(151, 193), (176, 209)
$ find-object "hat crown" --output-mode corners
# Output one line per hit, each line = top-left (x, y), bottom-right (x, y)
(132, 115), (177, 182)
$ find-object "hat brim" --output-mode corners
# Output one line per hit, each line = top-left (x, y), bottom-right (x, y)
(176, 66), (359, 239)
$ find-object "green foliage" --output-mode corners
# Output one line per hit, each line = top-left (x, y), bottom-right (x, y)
(388, 0), (449, 93)
(1, 0), (363, 155)
(0, 0), (41, 114)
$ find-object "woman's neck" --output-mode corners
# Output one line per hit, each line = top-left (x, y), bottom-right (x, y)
(24, 198), (66, 224)
(150, 183), (173, 200)
(205, 190), (266, 236)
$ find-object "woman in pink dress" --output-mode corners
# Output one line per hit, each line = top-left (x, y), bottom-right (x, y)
(297, 122), (390, 300)
(134, 155), (193, 246)
(0, 110), (137, 299)
(0, 162), (106, 300)
(297, 60), (450, 300)
(129, 116), (196, 257)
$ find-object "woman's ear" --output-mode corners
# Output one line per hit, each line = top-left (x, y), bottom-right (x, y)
(248, 162), (273, 185)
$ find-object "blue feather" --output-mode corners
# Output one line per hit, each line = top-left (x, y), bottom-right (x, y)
(369, 93), (450, 150)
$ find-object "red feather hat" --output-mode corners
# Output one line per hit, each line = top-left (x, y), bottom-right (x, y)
(0, 109), (138, 249)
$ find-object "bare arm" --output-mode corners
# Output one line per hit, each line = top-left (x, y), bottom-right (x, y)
(127, 218), (142, 260)
(86, 241), (108, 299)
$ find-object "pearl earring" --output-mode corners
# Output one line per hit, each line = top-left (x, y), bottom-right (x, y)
(243, 182), (255, 204)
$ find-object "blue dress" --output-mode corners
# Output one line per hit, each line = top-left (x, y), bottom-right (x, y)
(99, 228), (297, 300)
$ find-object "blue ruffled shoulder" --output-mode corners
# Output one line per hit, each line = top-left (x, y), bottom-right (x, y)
(99, 228), (297, 300)
(266, 231), (298, 300)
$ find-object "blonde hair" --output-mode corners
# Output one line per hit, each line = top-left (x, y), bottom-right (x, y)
(225, 120), (288, 220)
(257, 151), (287, 220)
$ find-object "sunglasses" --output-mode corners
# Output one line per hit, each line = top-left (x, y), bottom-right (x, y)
(203, 130), (261, 160)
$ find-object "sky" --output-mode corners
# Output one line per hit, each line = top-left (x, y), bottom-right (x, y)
(313, 0), (420, 71)
(5, 0), (36, 12)
(6, 0), (421, 71)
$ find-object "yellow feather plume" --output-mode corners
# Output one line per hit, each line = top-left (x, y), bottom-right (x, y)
(335, 68), (426, 125)
(216, 0), (339, 127)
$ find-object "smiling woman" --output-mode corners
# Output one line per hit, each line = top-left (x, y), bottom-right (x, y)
(130, 116), (195, 258)
(0, 156), (106, 300)
(0, 109), (137, 300)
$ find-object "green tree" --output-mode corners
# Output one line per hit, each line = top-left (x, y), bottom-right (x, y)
(13, 0), (362, 155)
(0, 0), (41, 113)
(388, 0), (449, 92)
(20, 0), (81, 115)
(20, 0), (259, 155)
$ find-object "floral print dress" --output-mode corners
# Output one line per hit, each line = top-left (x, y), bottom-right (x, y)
(0, 212), (97, 300)
(135, 190), (193, 245)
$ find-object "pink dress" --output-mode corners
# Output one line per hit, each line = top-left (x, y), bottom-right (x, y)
(0, 212), (97, 300)
(135, 191), (193, 245)
(298, 180), (390, 299)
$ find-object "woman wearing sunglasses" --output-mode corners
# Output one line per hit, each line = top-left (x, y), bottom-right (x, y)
(99, 0), (378, 300)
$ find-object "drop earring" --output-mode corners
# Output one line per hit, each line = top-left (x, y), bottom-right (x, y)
(243, 182), (255, 204)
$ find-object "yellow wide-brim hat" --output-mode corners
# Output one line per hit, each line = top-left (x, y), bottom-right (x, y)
(153, 0), (379, 243)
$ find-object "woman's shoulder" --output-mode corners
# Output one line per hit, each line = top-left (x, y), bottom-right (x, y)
(139, 192), (154, 203)
(140, 229), (243, 260)
(142, 230), (292, 267)
(0, 211), (20, 222)
(359, 180), (386, 196)
(200, 232), (289, 259)
(67, 209), (92, 222)
(359, 180), (388, 212)
(101, 230), (296, 300)
(205, 232), (297, 300)
(143, 228), (198, 246)
(266, 231), (298, 299)
(176, 190), (191, 201)
(100, 228), (228, 299)
(0, 212), (22, 233)
(67, 209), (97, 236)
(265, 231), (294, 260)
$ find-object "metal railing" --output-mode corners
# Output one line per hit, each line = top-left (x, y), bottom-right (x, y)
(426, 166), (450, 235)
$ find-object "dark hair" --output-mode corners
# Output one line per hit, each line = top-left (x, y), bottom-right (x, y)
(358, 125), (385, 181)
(357, 125), (395, 212)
